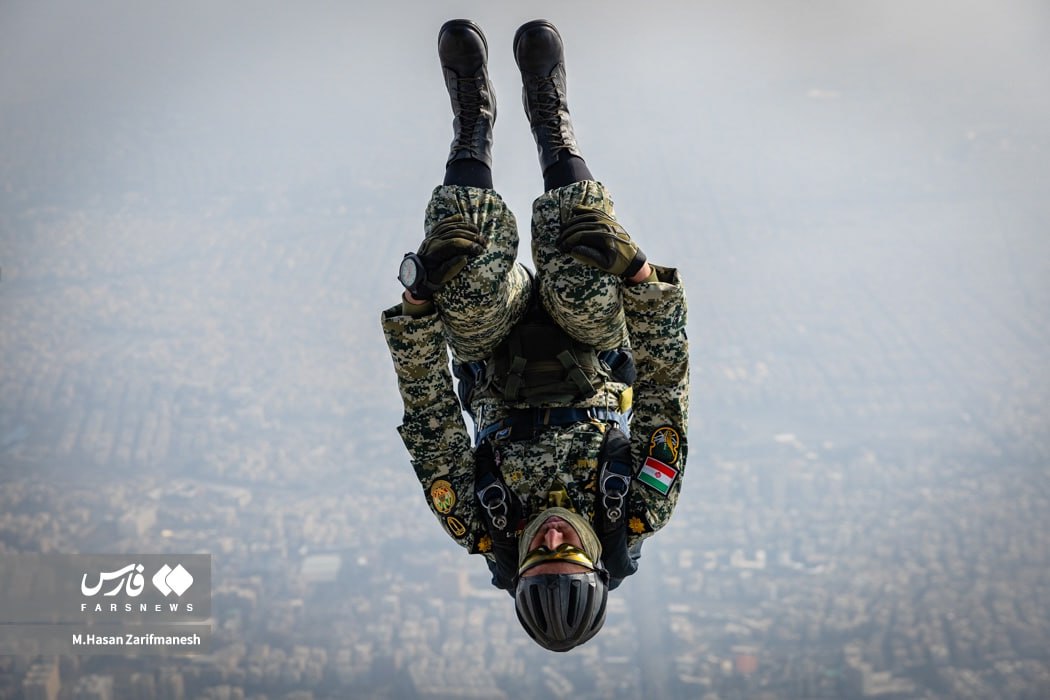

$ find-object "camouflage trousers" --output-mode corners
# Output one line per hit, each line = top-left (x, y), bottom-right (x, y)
(427, 180), (631, 362)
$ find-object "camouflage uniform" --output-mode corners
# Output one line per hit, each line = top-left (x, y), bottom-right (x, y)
(381, 180), (689, 572)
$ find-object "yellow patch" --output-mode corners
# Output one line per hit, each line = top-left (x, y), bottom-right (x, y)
(648, 426), (681, 464)
(629, 517), (647, 534)
(445, 516), (467, 538)
(575, 458), (598, 470)
(477, 535), (492, 553)
(619, 386), (633, 413)
(430, 479), (456, 514)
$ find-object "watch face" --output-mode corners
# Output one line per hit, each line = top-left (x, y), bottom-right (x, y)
(399, 256), (420, 288)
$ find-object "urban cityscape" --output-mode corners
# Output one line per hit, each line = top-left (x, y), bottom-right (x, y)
(2, 2), (1048, 698)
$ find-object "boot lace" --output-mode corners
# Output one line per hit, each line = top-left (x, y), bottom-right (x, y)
(526, 75), (569, 155)
(451, 76), (486, 149)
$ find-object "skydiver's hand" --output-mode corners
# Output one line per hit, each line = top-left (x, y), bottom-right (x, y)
(557, 206), (647, 280)
(413, 214), (487, 299)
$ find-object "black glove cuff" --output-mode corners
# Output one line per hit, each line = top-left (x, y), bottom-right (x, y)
(622, 250), (647, 280)
(410, 275), (443, 301)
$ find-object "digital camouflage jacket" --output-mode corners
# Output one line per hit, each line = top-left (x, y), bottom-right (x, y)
(382, 181), (689, 579)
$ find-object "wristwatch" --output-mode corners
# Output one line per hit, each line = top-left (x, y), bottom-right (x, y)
(398, 253), (430, 299)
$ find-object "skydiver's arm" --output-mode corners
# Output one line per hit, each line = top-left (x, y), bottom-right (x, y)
(402, 290), (433, 308)
(627, 261), (653, 285)
(621, 265), (690, 546)
(381, 303), (481, 550)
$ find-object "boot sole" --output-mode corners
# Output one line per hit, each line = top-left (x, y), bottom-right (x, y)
(439, 18), (489, 56)
(512, 19), (561, 65)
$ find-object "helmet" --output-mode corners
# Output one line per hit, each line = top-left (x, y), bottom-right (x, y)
(514, 570), (608, 652)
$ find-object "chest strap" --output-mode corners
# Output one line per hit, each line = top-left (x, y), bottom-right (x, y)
(477, 406), (630, 443)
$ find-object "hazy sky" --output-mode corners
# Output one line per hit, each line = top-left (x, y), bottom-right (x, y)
(3, 1), (1047, 353)
(2, 0), (1050, 686)
(4, 0), (1048, 454)
(4, 0), (1048, 219)
(2, 0), (1048, 482)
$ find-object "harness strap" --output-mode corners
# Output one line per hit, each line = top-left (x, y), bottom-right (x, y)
(477, 406), (631, 443)
(504, 356), (527, 401)
(557, 349), (594, 396)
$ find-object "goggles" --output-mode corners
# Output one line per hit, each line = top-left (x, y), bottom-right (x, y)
(518, 543), (599, 576)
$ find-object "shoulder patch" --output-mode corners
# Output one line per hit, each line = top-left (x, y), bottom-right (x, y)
(430, 479), (456, 514)
(445, 515), (468, 538)
(648, 426), (681, 465)
(628, 516), (651, 535)
(637, 456), (678, 496)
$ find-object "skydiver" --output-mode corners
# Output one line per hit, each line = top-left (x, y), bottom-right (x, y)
(381, 19), (689, 652)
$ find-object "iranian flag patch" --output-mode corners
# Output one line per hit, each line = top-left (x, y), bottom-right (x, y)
(637, 456), (678, 495)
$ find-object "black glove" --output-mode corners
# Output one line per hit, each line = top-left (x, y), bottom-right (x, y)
(407, 215), (486, 299)
(557, 206), (647, 279)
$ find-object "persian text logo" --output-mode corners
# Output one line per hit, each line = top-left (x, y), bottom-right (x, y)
(152, 564), (194, 597)
(80, 563), (194, 598)
(81, 564), (147, 597)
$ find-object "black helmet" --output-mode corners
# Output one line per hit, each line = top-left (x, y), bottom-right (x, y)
(514, 570), (608, 652)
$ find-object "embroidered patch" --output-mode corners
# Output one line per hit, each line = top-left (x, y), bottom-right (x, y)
(445, 516), (467, 538)
(628, 516), (650, 534)
(648, 426), (681, 465)
(637, 456), (678, 496)
(430, 479), (456, 514)
(476, 535), (492, 553)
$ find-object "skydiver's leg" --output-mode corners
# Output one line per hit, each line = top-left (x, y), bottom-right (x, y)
(514, 20), (628, 350)
(429, 20), (531, 362)
(530, 182), (628, 351)
(439, 19), (494, 191)
(426, 187), (531, 362)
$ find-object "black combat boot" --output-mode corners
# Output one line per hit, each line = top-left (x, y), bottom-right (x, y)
(439, 19), (496, 182)
(514, 20), (593, 190)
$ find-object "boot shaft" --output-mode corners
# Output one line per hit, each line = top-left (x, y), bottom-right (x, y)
(514, 20), (581, 172)
(439, 20), (496, 168)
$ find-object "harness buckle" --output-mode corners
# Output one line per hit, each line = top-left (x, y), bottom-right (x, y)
(599, 468), (631, 522)
(477, 481), (509, 531)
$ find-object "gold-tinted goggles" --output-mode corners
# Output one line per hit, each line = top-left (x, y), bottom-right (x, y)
(518, 543), (598, 576)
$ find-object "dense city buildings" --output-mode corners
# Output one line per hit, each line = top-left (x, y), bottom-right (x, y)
(3, 168), (1047, 696)
(2, 4), (1048, 696)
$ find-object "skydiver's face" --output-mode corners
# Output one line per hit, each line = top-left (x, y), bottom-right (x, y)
(520, 515), (591, 577)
